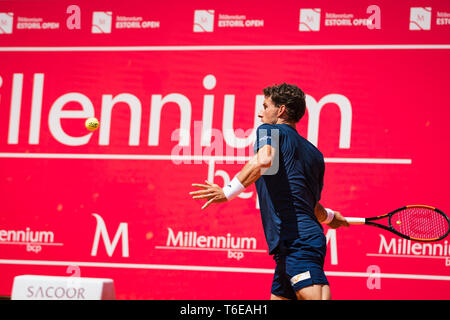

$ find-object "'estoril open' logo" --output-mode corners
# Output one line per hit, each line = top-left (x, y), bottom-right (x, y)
(409, 7), (432, 30)
(193, 10), (215, 32)
(0, 12), (14, 34)
(299, 9), (321, 31)
(92, 11), (113, 33)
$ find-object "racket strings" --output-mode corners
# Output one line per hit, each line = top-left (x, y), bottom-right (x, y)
(392, 208), (449, 240)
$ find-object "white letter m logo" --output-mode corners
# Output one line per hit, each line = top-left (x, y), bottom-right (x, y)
(91, 213), (129, 257)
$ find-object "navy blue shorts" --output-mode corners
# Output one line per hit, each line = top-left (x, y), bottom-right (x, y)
(271, 233), (329, 299)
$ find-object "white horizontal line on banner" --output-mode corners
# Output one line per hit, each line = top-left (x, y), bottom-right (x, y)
(0, 45), (449, 51)
(0, 259), (449, 281)
(0, 242), (63, 246)
(367, 253), (449, 260)
(154, 246), (267, 253)
(0, 153), (412, 164)
(324, 271), (450, 281)
(325, 158), (412, 164)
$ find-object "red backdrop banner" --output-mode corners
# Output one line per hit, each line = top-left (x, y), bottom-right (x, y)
(0, 0), (449, 299)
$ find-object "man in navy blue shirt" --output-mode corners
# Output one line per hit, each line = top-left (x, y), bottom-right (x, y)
(190, 83), (348, 300)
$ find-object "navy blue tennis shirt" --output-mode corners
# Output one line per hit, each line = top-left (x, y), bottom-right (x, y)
(254, 123), (325, 255)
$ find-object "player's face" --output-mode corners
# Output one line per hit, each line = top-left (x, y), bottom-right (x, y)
(259, 96), (280, 124)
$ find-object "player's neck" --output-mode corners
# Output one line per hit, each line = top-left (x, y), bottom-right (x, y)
(276, 119), (297, 130)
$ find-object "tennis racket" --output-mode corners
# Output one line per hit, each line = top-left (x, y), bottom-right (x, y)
(346, 205), (450, 242)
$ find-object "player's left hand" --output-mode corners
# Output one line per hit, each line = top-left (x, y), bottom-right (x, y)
(189, 180), (228, 210)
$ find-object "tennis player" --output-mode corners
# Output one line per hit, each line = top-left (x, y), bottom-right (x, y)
(190, 83), (349, 300)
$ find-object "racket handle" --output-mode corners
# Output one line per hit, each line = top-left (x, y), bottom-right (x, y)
(346, 217), (366, 225)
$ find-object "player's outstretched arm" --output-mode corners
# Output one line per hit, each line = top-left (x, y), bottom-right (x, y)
(315, 202), (349, 229)
(189, 144), (275, 210)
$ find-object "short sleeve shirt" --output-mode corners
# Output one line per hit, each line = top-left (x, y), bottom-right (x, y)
(254, 123), (325, 254)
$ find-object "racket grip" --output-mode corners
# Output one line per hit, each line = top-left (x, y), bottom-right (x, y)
(346, 217), (366, 225)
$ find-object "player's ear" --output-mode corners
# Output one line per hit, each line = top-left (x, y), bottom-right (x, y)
(277, 105), (287, 117)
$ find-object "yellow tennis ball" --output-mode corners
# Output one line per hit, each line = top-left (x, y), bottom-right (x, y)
(85, 117), (99, 131)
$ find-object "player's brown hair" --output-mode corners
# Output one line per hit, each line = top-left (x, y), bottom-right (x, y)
(263, 83), (306, 123)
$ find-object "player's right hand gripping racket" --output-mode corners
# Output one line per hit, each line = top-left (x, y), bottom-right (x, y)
(346, 205), (450, 242)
